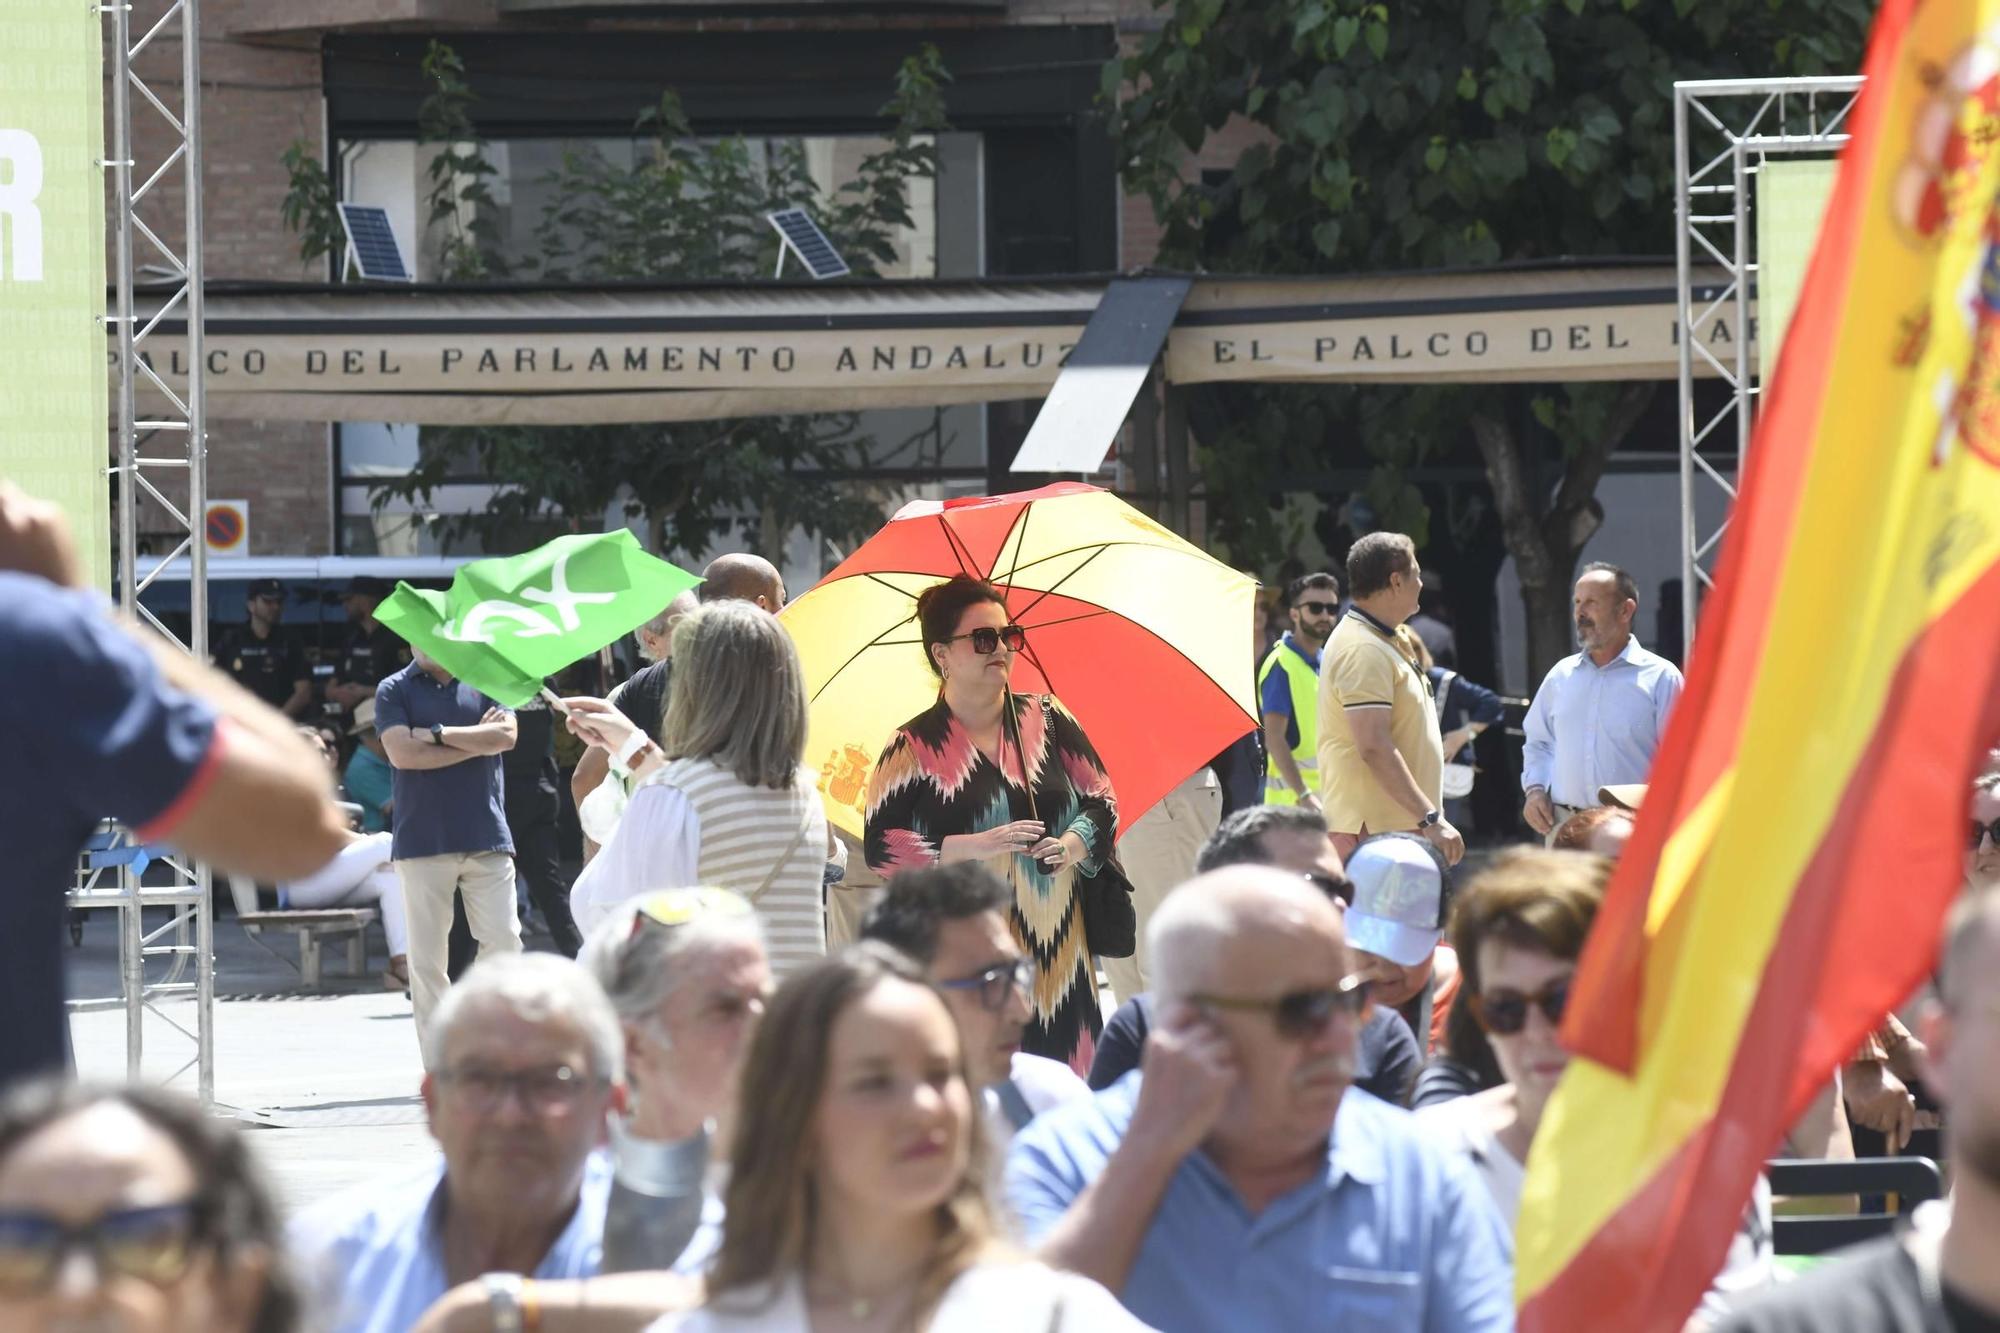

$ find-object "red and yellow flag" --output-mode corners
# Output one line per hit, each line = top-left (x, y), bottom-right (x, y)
(1516, 1), (2000, 1327)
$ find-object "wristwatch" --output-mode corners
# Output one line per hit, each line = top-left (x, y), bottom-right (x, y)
(1416, 809), (1443, 831)
(481, 1273), (524, 1333)
(428, 723), (446, 747)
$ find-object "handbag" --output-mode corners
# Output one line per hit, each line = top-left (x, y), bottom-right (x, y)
(1434, 670), (1477, 801)
(1004, 693), (1137, 959)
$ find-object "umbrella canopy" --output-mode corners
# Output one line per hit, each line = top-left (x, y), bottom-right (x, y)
(784, 482), (1260, 842)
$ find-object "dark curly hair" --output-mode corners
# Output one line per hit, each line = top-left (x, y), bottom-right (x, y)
(915, 575), (1008, 679)
(0, 1078), (301, 1333)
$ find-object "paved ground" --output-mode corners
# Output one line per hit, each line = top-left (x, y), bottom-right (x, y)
(62, 901), (569, 1215)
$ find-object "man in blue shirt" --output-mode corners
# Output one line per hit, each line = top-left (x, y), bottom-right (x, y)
(374, 649), (521, 1049)
(1521, 563), (1684, 840)
(292, 954), (638, 1333)
(1257, 572), (1341, 810)
(0, 483), (350, 1090)
(1007, 864), (1513, 1332)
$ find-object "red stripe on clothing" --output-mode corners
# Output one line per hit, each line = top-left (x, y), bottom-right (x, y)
(132, 716), (231, 843)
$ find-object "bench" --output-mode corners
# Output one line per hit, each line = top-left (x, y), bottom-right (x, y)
(226, 873), (376, 989)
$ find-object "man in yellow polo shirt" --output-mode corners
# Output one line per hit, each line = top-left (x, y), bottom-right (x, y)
(1317, 532), (1464, 866)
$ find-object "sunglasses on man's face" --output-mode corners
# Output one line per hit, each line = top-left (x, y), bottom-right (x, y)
(1194, 973), (1372, 1041)
(936, 956), (1033, 1012)
(1295, 600), (1339, 617)
(1972, 817), (2000, 851)
(951, 625), (1027, 655)
(1470, 977), (1572, 1037)
(0, 1202), (208, 1296)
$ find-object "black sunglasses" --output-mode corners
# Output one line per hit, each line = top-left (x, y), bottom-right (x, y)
(1973, 817), (2000, 851)
(937, 957), (1033, 1012)
(0, 1202), (209, 1295)
(1295, 600), (1339, 616)
(947, 625), (1027, 655)
(1194, 973), (1372, 1040)
(1470, 977), (1572, 1036)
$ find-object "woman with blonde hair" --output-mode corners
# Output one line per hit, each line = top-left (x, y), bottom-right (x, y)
(566, 601), (830, 975)
(651, 944), (1145, 1333)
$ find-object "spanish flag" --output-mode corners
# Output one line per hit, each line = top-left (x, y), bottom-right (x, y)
(1515, 1), (2000, 1327)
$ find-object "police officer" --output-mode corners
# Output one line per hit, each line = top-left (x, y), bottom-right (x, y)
(326, 576), (408, 720)
(215, 578), (311, 718)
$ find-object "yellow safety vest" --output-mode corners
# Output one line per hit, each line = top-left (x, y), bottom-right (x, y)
(1258, 639), (1319, 805)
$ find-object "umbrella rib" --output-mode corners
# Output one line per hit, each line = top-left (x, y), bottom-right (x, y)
(808, 605), (923, 706)
(994, 498), (1034, 590)
(1008, 543), (1111, 623)
(934, 514), (979, 580)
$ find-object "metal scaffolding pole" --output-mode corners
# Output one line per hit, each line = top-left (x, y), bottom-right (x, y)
(1673, 76), (1862, 654)
(89, 0), (212, 1102)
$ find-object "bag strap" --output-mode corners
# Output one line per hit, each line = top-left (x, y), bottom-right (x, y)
(1434, 669), (1457, 713)
(1002, 692), (1044, 825)
(994, 1077), (1036, 1131)
(749, 791), (816, 902)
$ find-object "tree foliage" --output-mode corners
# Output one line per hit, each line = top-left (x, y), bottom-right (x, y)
(1109, 0), (1870, 674)
(281, 41), (953, 559)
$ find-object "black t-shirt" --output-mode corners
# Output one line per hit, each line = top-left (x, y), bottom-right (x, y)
(1719, 1232), (2000, 1333)
(215, 626), (307, 710)
(1087, 992), (1422, 1106)
(614, 659), (673, 739)
(503, 690), (560, 793)
(335, 621), (408, 691)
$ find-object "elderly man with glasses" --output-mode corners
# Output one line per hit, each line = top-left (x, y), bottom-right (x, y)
(1005, 865), (1512, 1333)
(292, 953), (625, 1333)
(860, 863), (1090, 1147)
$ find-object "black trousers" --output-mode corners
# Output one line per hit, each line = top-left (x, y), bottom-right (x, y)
(507, 788), (582, 957)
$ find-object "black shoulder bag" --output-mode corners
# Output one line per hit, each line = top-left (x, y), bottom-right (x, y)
(1004, 693), (1137, 959)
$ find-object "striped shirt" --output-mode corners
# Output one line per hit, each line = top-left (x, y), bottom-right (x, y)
(652, 756), (827, 976)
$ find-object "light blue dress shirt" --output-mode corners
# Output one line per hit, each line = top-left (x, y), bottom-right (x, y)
(290, 1151), (682, 1333)
(1004, 1075), (1516, 1333)
(1520, 635), (1684, 808)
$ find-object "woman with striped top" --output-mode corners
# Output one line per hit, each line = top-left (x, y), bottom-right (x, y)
(565, 601), (831, 976)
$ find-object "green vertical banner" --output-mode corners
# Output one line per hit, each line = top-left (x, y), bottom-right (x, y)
(0, 2), (108, 589)
(1756, 158), (1839, 392)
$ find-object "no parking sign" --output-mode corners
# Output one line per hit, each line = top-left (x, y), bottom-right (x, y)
(204, 500), (249, 557)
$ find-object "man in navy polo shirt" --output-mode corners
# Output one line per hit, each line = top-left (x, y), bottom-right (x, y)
(374, 649), (521, 1049)
(0, 483), (350, 1091)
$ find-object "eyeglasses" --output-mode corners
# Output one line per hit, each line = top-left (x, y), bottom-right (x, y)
(1469, 977), (1572, 1036)
(0, 1202), (208, 1295)
(1193, 973), (1372, 1040)
(948, 625), (1027, 655)
(627, 887), (753, 939)
(936, 957), (1033, 1012)
(435, 1064), (606, 1114)
(1295, 600), (1339, 616)
(1972, 817), (2000, 851)
(1303, 870), (1353, 903)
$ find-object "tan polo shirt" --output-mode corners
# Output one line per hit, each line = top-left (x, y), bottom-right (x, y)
(1316, 611), (1443, 835)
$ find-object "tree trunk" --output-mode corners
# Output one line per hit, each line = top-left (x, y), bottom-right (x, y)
(1469, 383), (1655, 686)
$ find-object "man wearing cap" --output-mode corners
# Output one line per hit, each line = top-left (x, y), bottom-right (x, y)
(215, 578), (312, 718)
(1522, 563), (1683, 843)
(344, 700), (395, 835)
(327, 576), (409, 720)
(1345, 832), (1458, 1055)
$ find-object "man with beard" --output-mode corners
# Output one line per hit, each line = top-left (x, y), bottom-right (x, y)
(1521, 563), (1683, 842)
(1719, 889), (2000, 1331)
(1258, 572), (1341, 810)
(1006, 866), (1511, 1331)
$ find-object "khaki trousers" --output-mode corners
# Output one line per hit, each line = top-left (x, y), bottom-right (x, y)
(825, 827), (884, 951)
(1101, 770), (1223, 1005)
(398, 850), (523, 1054)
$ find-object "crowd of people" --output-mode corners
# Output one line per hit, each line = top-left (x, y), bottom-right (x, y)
(8, 474), (2000, 1333)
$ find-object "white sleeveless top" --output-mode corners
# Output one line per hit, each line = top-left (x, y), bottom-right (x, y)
(568, 756), (827, 977)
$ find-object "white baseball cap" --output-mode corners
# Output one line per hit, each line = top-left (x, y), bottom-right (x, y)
(1344, 835), (1447, 967)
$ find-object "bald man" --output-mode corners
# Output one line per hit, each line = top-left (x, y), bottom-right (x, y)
(1005, 866), (1512, 1332)
(696, 553), (785, 611)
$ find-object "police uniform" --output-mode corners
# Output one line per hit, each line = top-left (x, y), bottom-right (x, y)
(217, 582), (307, 711)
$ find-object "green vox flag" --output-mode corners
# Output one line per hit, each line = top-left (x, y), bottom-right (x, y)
(2, 2), (109, 588)
(376, 531), (701, 706)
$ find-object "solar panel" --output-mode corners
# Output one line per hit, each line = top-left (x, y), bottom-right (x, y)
(338, 203), (413, 282)
(766, 207), (851, 280)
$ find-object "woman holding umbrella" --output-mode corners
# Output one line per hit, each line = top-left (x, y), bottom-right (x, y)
(864, 576), (1118, 1075)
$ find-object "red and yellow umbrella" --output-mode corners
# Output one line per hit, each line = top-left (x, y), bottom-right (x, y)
(782, 483), (1260, 841)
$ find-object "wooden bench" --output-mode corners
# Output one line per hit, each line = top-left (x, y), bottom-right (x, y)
(226, 873), (376, 989)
